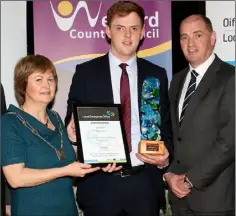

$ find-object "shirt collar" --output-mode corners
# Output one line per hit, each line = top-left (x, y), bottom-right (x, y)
(108, 50), (137, 73)
(189, 52), (215, 77)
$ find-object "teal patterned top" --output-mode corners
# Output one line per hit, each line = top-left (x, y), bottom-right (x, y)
(1, 105), (77, 216)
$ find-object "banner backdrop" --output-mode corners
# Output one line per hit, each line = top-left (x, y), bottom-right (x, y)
(34, 0), (172, 120)
(206, 1), (235, 66)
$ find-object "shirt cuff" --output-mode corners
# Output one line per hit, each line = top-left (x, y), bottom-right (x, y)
(162, 172), (171, 181)
(157, 162), (169, 169)
(69, 140), (77, 146)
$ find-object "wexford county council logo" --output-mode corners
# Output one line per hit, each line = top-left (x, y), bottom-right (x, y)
(50, 0), (160, 40)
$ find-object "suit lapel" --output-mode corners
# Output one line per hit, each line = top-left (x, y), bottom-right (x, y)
(180, 56), (221, 130)
(99, 54), (114, 103)
(137, 58), (146, 120)
(175, 68), (189, 130)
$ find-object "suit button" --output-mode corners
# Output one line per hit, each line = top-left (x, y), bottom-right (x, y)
(177, 160), (180, 164)
(178, 137), (182, 141)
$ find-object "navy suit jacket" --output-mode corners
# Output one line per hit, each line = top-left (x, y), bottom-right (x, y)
(1, 84), (7, 216)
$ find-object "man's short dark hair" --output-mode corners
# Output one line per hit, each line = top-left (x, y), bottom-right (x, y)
(106, 1), (145, 27)
(197, 14), (213, 32)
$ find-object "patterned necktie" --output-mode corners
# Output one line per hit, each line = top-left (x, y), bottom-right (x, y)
(179, 70), (198, 126)
(119, 63), (132, 152)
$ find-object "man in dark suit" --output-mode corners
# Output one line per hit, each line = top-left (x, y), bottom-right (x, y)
(164, 14), (235, 216)
(1, 84), (11, 216)
(65, 1), (172, 216)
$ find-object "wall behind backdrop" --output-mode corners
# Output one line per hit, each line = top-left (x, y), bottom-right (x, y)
(1, 1), (27, 106)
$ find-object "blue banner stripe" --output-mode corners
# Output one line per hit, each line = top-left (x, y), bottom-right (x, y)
(226, 61), (235, 66)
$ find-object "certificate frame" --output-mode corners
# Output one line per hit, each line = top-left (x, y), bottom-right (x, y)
(72, 103), (131, 168)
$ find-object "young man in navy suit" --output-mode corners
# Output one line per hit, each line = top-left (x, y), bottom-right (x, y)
(66, 1), (172, 216)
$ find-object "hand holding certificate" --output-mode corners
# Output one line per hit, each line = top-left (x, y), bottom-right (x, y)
(73, 104), (131, 168)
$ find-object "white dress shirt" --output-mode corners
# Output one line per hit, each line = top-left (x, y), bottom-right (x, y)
(178, 53), (215, 119)
(108, 51), (143, 167)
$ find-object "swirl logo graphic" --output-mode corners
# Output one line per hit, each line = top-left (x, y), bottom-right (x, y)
(106, 111), (115, 117)
(50, 0), (102, 31)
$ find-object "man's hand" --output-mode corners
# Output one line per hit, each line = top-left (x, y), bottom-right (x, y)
(102, 163), (122, 173)
(164, 173), (191, 198)
(6, 205), (11, 216)
(136, 145), (169, 166)
(67, 114), (76, 143)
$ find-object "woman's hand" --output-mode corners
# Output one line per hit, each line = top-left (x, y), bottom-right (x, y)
(3, 162), (100, 188)
(67, 114), (76, 143)
(65, 162), (101, 177)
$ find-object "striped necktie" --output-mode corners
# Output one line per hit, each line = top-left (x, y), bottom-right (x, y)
(179, 70), (198, 126)
(119, 63), (132, 152)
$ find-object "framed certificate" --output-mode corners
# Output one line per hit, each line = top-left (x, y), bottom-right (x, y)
(72, 103), (131, 168)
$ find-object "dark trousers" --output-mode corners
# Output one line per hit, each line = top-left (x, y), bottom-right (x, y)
(81, 171), (159, 216)
(170, 195), (234, 216)
(1, 172), (5, 216)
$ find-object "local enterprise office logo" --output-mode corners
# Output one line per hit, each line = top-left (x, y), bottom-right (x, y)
(82, 111), (115, 119)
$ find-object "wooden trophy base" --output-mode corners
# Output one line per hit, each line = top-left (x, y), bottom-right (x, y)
(138, 140), (165, 155)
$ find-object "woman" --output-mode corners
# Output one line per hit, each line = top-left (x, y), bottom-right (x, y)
(1, 55), (100, 216)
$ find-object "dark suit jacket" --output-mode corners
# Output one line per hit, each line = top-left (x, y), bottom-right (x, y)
(65, 54), (173, 209)
(1, 84), (11, 216)
(168, 55), (235, 212)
